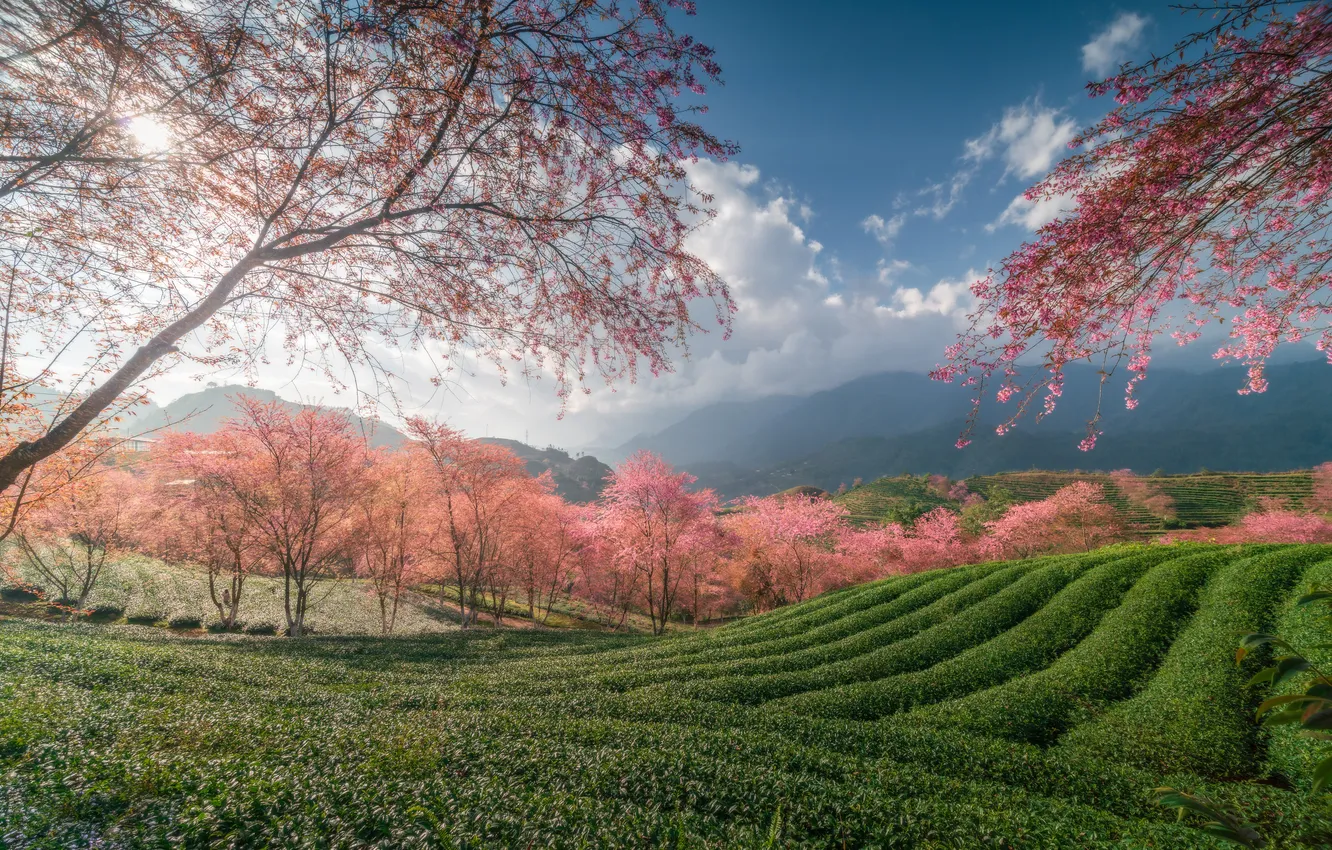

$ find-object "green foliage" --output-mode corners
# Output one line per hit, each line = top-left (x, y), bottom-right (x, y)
(831, 473), (954, 524)
(914, 547), (1236, 743)
(771, 547), (1172, 720)
(7, 545), (1332, 847)
(1060, 546), (1330, 778)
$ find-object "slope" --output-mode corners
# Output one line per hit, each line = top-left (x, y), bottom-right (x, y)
(4, 543), (1332, 847)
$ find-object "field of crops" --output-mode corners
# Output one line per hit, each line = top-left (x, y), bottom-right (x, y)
(4, 543), (1332, 847)
(967, 470), (1316, 529)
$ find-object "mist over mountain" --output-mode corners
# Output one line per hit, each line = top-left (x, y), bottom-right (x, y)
(613, 358), (1332, 499)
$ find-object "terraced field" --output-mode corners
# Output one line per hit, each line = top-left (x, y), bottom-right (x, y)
(968, 470), (1317, 529)
(4, 543), (1332, 847)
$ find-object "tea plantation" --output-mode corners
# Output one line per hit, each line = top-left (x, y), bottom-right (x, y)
(4, 544), (1332, 848)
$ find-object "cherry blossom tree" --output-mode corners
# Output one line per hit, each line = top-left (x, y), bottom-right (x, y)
(1310, 461), (1332, 512)
(897, 507), (973, 573)
(984, 482), (1121, 559)
(726, 493), (849, 611)
(355, 449), (436, 635)
(194, 398), (369, 637)
(0, 0), (736, 509)
(1110, 469), (1177, 523)
(409, 419), (540, 628)
(571, 512), (641, 631)
(508, 486), (580, 625)
(598, 451), (719, 634)
(934, 2), (1332, 449)
(11, 467), (136, 611)
(146, 431), (267, 630)
(836, 523), (905, 583)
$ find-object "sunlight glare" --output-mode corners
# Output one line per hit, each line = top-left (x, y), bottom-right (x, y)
(128, 115), (172, 152)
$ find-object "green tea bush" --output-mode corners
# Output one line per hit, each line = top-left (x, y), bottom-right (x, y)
(1059, 546), (1330, 777)
(914, 547), (1238, 743)
(6, 544), (1332, 848)
(769, 548), (1174, 718)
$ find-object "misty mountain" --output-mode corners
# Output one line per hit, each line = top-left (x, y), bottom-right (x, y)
(123, 385), (409, 448)
(617, 359), (1332, 499)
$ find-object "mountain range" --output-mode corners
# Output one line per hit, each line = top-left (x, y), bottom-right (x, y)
(611, 358), (1332, 499)
(120, 356), (1332, 504)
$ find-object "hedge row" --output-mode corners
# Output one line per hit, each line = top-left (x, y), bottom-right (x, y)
(513, 567), (955, 680)
(1058, 545), (1328, 778)
(914, 547), (1240, 743)
(1262, 557), (1332, 791)
(592, 559), (1035, 692)
(665, 554), (1096, 707)
(0, 636), (1219, 850)
(769, 547), (1178, 720)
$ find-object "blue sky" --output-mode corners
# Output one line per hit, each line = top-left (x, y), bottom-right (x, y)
(682, 1), (1182, 290)
(151, 2), (1214, 448)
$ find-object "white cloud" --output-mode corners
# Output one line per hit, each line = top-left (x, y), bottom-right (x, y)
(861, 212), (906, 245)
(915, 169), (974, 220)
(876, 258), (913, 284)
(988, 190), (1075, 232)
(966, 100), (1077, 181)
(1082, 12), (1148, 77)
(142, 160), (978, 450)
(912, 100), (1076, 223)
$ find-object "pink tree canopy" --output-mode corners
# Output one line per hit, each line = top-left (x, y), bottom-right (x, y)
(934, 2), (1332, 449)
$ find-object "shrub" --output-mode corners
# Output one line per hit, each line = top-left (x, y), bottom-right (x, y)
(1058, 545), (1329, 777)
(167, 614), (203, 630)
(87, 604), (125, 623)
(243, 622), (279, 636)
(913, 547), (1240, 743)
(771, 547), (1175, 719)
(0, 583), (43, 603)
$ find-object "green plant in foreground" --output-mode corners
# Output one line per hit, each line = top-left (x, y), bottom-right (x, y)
(1158, 584), (1332, 847)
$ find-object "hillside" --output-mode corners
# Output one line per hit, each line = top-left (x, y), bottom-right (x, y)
(480, 438), (612, 503)
(834, 470), (1322, 531)
(5, 544), (1332, 846)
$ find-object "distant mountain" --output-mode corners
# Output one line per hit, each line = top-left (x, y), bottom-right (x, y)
(119, 385), (613, 503)
(122, 385), (408, 448)
(616, 359), (1332, 499)
(480, 439), (611, 504)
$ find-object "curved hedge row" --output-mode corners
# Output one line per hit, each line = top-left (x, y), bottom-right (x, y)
(7, 543), (1332, 847)
(1058, 545), (1329, 778)
(912, 547), (1238, 743)
(769, 548), (1176, 719)
(593, 558), (1036, 692)
(1263, 557), (1332, 791)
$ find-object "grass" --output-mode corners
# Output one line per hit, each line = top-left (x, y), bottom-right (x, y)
(0, 552), (655, 636)
(4, 543), (1332, 847)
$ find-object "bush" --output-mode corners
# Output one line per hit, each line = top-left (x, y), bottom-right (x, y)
(770, 547), (1175, 719)
(913, 546), (1241, 743)
(0, 582), (43, 603)
(1058, 545), (1329, 777)
(590, 560), (1027, 692)
(87, 603), (125, 623)
(167, 614), (203, 630)
(243, 622), (279, 636)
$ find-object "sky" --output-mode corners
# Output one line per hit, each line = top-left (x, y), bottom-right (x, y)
(148, 1), (1208, 451)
